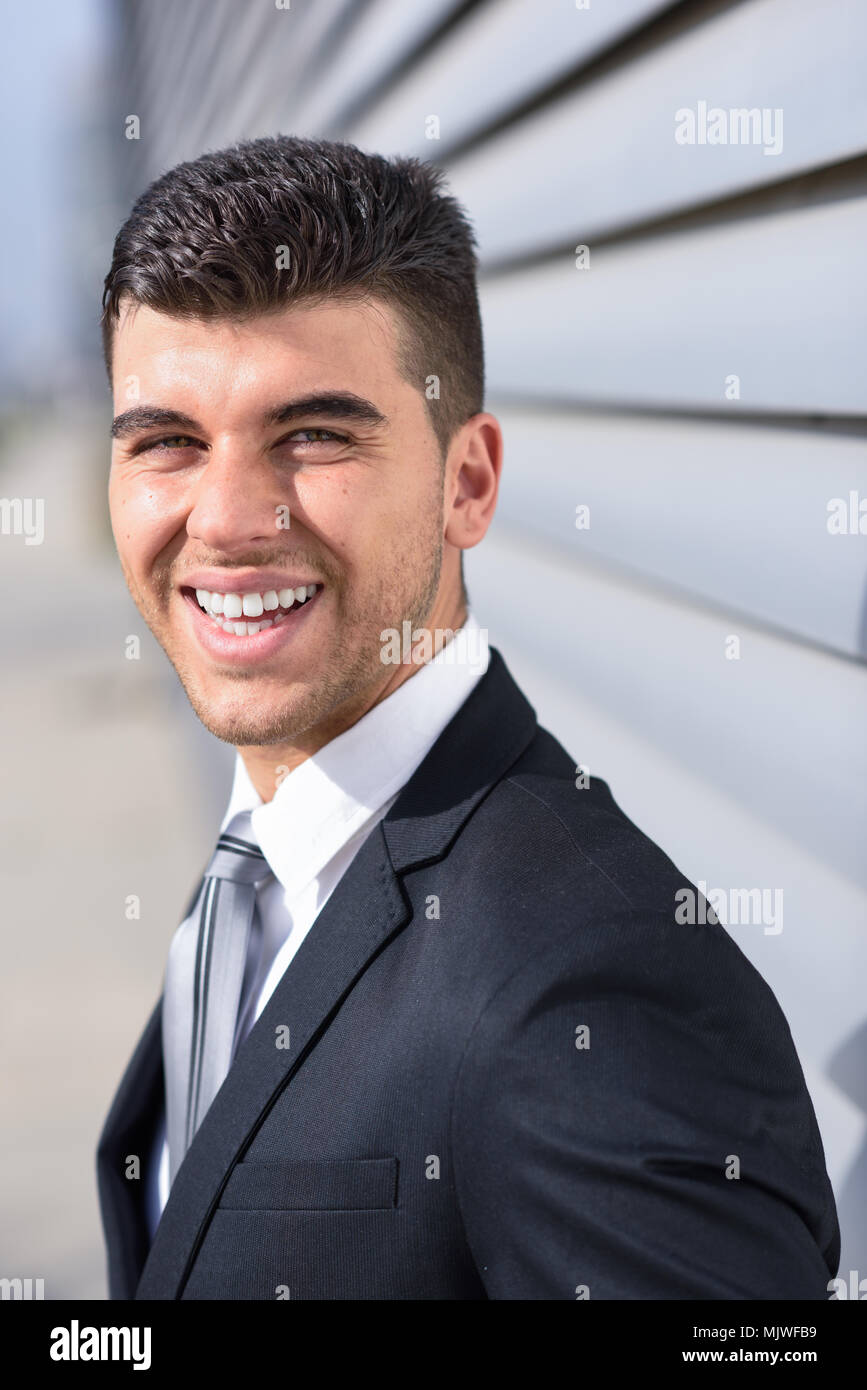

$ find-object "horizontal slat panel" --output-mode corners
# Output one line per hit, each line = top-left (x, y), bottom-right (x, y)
(464, 525), (867, 892)
(139, 0), (359, 178)
(490, 407), (867, 658)
(350, 0), (673, 158)
(479, 197), (867, 415)
(439, 0), (867, 260)
(292, 0), (464, 136)
(139, 0), (254, 171)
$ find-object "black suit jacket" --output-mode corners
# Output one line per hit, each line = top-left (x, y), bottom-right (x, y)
(97, 648), (840, 1299)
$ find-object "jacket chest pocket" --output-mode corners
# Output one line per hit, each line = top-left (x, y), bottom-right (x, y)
(219, 1156), (399, 1212)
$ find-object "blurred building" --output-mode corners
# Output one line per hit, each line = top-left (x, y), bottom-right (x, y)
(0, 2), (117, 411)
(99, 0), (867, 1277)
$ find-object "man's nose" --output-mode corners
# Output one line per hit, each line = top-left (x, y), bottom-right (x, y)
(186, 447), (288, 553)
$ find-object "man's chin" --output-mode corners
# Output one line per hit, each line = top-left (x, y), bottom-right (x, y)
(181, 685), (319, 749)
(177, 658), (376, 751)
(167, 623), (399, 751)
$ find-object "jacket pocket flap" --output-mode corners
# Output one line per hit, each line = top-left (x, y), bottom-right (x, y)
(220, 1156), (399, 1211)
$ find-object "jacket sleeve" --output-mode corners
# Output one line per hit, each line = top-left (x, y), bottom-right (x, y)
(450, 907), (840, 1299)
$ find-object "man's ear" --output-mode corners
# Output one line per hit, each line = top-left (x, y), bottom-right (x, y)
(444, 413), (502, 552)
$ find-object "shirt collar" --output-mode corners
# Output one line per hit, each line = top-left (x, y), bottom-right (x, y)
(220, 613), (489, 897)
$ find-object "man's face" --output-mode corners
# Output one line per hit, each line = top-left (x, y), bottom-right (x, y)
(108, 296), (450, 751)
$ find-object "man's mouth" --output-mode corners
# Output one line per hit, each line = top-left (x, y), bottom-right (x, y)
(181, 583), (321, 637)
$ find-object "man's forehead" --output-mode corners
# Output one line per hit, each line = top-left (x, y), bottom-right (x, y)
(110, 296), (411, 419)
(113, 294), (401, 368)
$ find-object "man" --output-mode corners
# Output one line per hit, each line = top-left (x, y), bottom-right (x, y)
(97, 135), (839, 1300)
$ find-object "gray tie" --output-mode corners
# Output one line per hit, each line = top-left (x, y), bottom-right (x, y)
(162, 812), (273, 1185)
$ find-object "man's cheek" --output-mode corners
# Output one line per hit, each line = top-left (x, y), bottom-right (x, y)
(124, 493), (179, 563)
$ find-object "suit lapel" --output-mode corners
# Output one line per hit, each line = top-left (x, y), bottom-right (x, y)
(380, 648), (538, 874)
(134, 648), (538, 1299)
(96, 997), (163, 1299)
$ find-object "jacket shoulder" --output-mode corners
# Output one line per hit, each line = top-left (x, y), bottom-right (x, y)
(467, 722), (689, 915)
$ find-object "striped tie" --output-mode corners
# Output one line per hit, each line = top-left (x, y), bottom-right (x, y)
(162, 813), (273, 1185)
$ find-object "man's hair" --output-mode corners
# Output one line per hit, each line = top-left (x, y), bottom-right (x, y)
(100, 134), (485, 462)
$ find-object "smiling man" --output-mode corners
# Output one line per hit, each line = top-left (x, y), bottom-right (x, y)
(96, 135), (839, 1301)
(107, 296), (488, 781)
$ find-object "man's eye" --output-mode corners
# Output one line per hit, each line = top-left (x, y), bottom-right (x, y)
(285, 429), (348, 446)
(133, 429), (348, 455)
(142, 435), (198, 452)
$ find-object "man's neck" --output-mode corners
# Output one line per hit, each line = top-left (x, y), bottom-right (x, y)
(238, 598), (469, 803)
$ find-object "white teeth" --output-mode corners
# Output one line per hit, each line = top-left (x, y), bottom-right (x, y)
(214, 617), (275, 636)
(193, 582), (319, 633)
(242, 592), (264, 618)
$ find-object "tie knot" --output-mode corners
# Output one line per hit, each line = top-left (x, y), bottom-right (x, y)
(205, 832), (273, 886)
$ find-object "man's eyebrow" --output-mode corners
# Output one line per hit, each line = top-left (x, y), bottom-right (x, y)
(110, 393), (389, 441)
(264, 393), (388, 430)
(110, 406), (201, 440)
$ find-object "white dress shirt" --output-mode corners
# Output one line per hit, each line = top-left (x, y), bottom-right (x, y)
(145, 614), (489, 1240)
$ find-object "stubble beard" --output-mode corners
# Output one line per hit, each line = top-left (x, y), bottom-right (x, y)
(125, 524), (445, 751)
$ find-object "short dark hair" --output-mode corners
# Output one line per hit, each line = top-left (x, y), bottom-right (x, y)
(100, 134), (484, 461)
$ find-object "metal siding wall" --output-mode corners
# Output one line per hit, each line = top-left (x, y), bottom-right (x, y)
(114, 0), (867, 1278)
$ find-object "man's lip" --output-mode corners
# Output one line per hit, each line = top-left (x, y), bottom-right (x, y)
(181, 582), (321, 662)
(178, 571), (323, 594)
